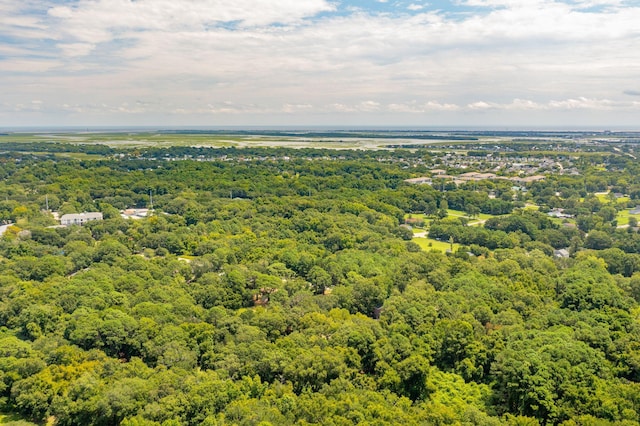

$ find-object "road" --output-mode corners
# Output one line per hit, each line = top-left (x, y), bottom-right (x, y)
(0, 223), (11, 236)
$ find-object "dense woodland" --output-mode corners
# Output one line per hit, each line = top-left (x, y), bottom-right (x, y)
(0, 143), (640, 425)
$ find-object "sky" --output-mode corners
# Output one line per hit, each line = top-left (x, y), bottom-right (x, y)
(1, 0), (640, 129)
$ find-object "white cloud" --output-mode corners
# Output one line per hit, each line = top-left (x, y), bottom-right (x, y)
(548, 97), (616, 110)
(571, 0), (624, 8)
(47, 5), (73, 19)
(359, 101), (382, 112)
(467, 101), (495, 110)
(46, 0), (335, 41)
(56, 42), (96, 57)
(506, 99), (544, 110)
(0, 59), (63, 73)
(331, 103), (357, 113)
(388, 101), (460, 112)
(9, 100), (45, 112)
(2, 0), (640, 126)
(38, 0), (337, 60)
(461, 97), (640, 111)
(0, 3), (53, 40)
(282, 103), (314, 113)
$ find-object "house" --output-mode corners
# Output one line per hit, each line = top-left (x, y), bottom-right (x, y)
(475, 173), (498, 180)
(511, 175), (546, 184)
(458, 172), (481, 180)
(629, 206), (640, 215)
(60, 212), (103, 226)
(547, 208), (574, 219)
(554, 249), (570, 258)
(121, 208), (150, 219)
(404, 177), (432, 185)
(456, 172), (498, 182)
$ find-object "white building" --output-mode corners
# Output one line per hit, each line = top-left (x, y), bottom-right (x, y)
(120, 208), (150, 220)
(404, 177), (432, 185)
(60, 212), (103, 226)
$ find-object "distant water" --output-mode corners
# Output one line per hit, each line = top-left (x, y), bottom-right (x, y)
(1, 125), (640, 133)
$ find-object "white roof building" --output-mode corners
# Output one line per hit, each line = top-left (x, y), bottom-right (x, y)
(404, 177), (432, 185)
(60, 212), (103, 226)
(121, 208), (150, 220)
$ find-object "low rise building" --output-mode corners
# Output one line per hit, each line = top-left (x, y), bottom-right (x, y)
(511, 175), (546, 184)
(60, 212), (103, 226)
(121, 208), (151, 219)
(404, 177), (432, 185)
(547, 208), (574, 219)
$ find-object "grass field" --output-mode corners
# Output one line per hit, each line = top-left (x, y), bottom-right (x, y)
(547, 216), (575, 226)
(0, 132), (261, 149)
(405, 209), (495, 228)
(404, 213), (429, 220)
(1, 131), (633, 154)
(616, 209), (640, 226)
(405, 208), (507, 253)
(589, 194), (639, 226)
(413, 237), (460, 253)
(595, 192), (631, 205)
(0, 132), (411, 150)
(446, 209), (494, 221)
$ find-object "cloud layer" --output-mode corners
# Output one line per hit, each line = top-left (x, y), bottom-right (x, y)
(1, 0), (640, 127)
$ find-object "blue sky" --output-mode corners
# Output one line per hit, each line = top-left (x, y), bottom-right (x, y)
(1, 0), (640, 128)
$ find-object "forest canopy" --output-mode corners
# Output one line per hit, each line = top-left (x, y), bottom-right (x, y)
(0, 141), (639, 425)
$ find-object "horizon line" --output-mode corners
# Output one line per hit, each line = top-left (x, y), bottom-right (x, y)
(2, 125), (640, 133)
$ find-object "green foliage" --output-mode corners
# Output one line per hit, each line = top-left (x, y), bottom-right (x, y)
(490, 329), (611, 423)
(0, 148), (638, 425)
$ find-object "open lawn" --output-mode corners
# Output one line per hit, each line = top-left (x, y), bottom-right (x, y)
(413, 237), (460, 253)
(616, 209), (640, 226)
(547, 216), (575, 226)
(405, 209), (496, 223)
(405, 210), (495, 230)
(405, 213), (430, 222)
(595, 192), (631, 205)
(446, 208), (494, 221)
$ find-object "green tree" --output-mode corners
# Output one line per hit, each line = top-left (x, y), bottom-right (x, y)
(584, 230), (613, 250)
